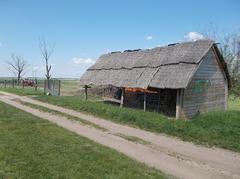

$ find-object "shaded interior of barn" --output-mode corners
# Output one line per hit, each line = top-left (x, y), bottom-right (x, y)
(88, 85), (177, 117)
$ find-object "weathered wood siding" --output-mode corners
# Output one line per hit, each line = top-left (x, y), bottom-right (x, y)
(182, 48), (227, 118)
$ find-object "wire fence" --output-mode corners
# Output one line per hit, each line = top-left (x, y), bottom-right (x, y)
(44, 79), (61, 96)
(0, 79), (17, 88)
(0, 78), (45, 90)
(0, 78), (80, 97)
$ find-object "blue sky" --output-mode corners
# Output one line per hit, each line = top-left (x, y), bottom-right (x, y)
(0, 0), (239, 78)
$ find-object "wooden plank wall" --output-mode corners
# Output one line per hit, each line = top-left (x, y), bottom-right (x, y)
(182, 49), (227, 118)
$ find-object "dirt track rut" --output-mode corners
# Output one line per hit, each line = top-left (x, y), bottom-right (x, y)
(0, 91), (240, 179)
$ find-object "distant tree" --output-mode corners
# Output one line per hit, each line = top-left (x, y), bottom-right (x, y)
(39, 38), (55, 89)
(221, 35), (240, 95)
(202, 27), (240, 96)
(6, 54), (28, 85)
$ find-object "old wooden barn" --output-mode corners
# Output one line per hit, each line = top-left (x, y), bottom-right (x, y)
(80, 40), (230, 119)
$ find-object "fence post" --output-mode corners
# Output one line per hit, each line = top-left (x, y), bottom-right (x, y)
(85, 85), (88, 101)
(52, 80), (55, 95)
(44, 80), (46, 94)
(58, 80), (61, 96)
(35, 79), (37, 91)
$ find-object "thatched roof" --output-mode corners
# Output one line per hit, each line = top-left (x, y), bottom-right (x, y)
(80, 40), (228, 89)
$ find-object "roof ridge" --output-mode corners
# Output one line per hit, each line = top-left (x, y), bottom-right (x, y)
(102, 39), (214, 56)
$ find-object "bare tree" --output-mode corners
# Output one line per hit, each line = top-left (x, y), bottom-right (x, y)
(202, 27), (240, 96)
(224, 36), (240, 90)
(6, 54), (28, 85)
(39, 38), (55, 89)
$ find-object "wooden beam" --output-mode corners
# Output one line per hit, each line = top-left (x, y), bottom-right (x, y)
(143, 92), (147, 112)
(52, 80), (55, 93)
(225, 80), (228, 111)
(84, 85), (88, 101)
(58, 80), (61, 96)
(176, 90), (180, 119)
(157, 91), (161, 112)
(176, 89), (183, 119)
(120, 87), (125, 108)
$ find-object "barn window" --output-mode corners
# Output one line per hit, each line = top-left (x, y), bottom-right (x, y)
(194, 80), (211, 93)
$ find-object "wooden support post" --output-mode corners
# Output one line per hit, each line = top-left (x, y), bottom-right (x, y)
(176, 89), (183, 119)
(157, 91), (161, 112)
(120, 87), (125, 108)
(224, 80), (228, 111)
(35, 79), (38, 91)
(52, 80), (55, 95)
(85, 85), (88, 101)
(143, 92), (147, 112)
(58, 80), (61, 96)
(44, 80), (46, 94)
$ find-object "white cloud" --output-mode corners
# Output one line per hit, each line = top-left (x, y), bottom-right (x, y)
(184, 32), (205, 41)
(145, 36), (153, 40)
(72, 57), (95, 65)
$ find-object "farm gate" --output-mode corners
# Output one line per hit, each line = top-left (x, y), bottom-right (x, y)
(44, 79), (61, 96)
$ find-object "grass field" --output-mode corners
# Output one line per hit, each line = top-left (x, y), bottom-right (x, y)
(229, 96), (240, 111)
(0, 79), (80, 96)
(1, 87), (240, 152)
(0, 102), (165, 179)
(60, 80), (81, 96)
(33, 95), (240, 152)
(0, 87), (43, 96)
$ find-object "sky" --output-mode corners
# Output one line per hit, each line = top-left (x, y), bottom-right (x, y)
(0, 0), (239, 78)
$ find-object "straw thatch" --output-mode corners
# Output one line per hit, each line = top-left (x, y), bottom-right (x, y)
(80, 40), (229, 89)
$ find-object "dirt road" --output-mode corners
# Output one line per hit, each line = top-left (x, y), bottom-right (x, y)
(0, 91), (240, 179)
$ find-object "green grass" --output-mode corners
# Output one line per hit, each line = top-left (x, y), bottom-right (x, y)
(0, 87), (43, 96)
(0, 80), (82, 97)
(0, 102), (166, 179)
(33, 95), (240, 152)
(1, 87), (240, 152)
(229, 96), (240, 111)
(60, 80), (81, 96)
(14, 99), (107, 131)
